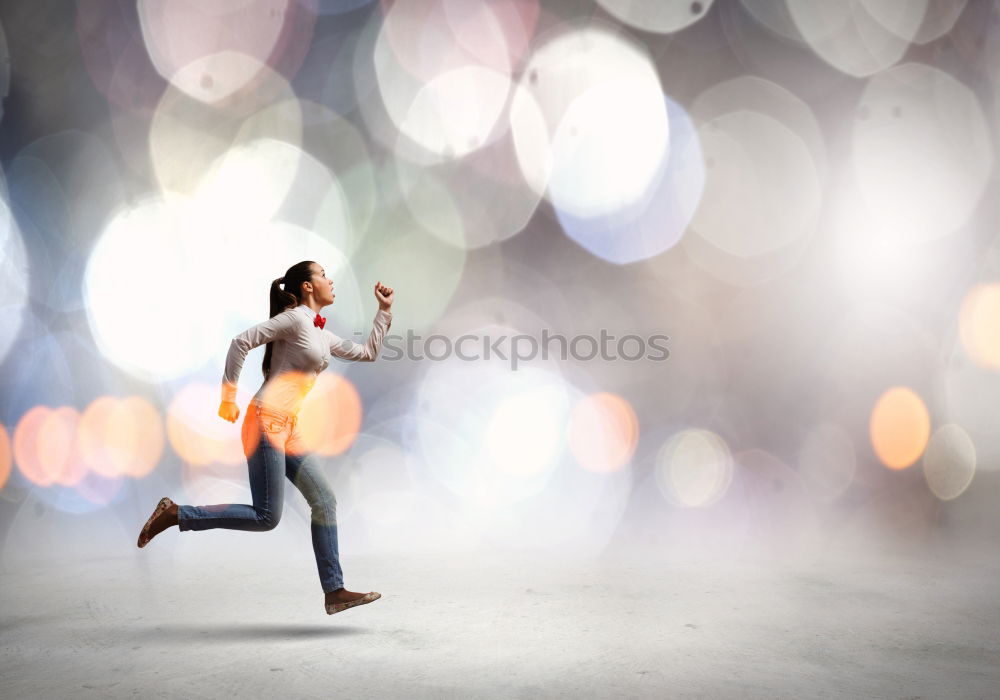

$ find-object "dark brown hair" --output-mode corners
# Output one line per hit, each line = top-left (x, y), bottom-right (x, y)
(262, 260), (316, 380)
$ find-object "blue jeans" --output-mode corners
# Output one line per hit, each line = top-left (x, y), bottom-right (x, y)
(177, 401), (345, 593)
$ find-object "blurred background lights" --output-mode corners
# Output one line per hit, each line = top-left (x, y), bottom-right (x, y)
(3, 0), (1000, 575)
(69, 471), (125, 508)
(275, 112), (363, 252)
(869, 386), (931, 470)
(852, 62), (992, 244)
(377, 0), (511, 83)
(75, 0), (167, 116)
(413, 358), (574, 510)
(149, 61), (302, 198)
(373, 0), (515, 160)
(36, 406), (88, 487)
(566, 392), (638, 474)
(909, 0), (968, 44)
(730, 449), (820, 561)
(14, 406), (63, 487)
(554, 95), (704, 264)
(596, 0), (715, 35)
(690, 109), (820, 258)
(78, 396), (164, 479)
(296, 373), (364, 456)
(167, 383), (244, 468)
(959, 284), (1000, 370)
(785, 0), (927, 77)
(137, 0), (315, 104)
(347, 192), (467, 332)
(678, 75), (826, 286)
(180, 460), (251, 511)
(393, 125), (544, 250)
(922, 423), (975, 502)
(341, 439), (418, 532)
(0, 423), (10, 490)
(798, 422), (856, 502)
(399, 65), (511, 160)
(690, 75), (828, 180)
(194, 138), (305, 229)
(0, 191), (29, 367)
(655, 428), (734, 508)
(485, 385), (569, 478)
(115, 398), (164, 479)
(84, 197), (229, 382)
(510, 22), (669, 220)
(295, 101), (377, 252)
(391, 157), (478, 248)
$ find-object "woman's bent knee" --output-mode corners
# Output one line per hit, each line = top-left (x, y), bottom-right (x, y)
(258, 511), (281, 531)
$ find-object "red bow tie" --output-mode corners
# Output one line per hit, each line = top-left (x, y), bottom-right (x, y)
(313, 313), (326, 330)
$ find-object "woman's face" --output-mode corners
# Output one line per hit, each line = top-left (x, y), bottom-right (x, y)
(310, 264), (335, 306)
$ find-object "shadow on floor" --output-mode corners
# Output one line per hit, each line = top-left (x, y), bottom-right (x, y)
(125, 622), (371, 642)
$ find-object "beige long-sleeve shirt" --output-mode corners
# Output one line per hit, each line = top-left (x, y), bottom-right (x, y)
(221, 304), (393, 415)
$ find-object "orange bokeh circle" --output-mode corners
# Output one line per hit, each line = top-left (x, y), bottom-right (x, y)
(870, 386), (931, 470)
(567, 392), (639, 473)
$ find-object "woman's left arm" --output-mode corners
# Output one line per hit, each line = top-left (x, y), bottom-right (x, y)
(326, 308), (393, 362)
(326, 282), (394, 362)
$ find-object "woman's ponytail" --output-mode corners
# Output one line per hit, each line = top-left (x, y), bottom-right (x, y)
(262, 262), (316, 380)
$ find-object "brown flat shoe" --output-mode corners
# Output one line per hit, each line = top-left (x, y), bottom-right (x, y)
(137, 497), (175, 548)
(326, 591), (381, 615)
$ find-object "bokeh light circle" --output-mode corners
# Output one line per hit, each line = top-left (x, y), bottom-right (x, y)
(77, 396), (164, 479)
(912, 0), (968, 44)
(852, 62), (992, 243)
(411, 329), (575, 509)
(942, 251), (1000, 474)
(959, 283), (1000, 370)
(85, 196), (228, 382)
(37, 406), (88, 487)
(393, 129), (544, 250)
(349, 184), (467, 332)
(137, 0), (316, 104)
(483, 386), (572, 479)
(655, 428), (734, 507)
(149, 60), (301, 197)
(786, 1), (926, 77)
(373, 0), (514, 160)
(922, 423), (975, 501)
(167, 382), (244, 467)
(13, 406), (58, 487)
(690, 109), (821, 258)
(12, 405), (88, 488)
(510, 22), (669, 219)
(566, 392), (639, 474)
(869, 386), (931, 470)
(295, 100), (377, 258)
(0, 423), (10, 490)
(596, 0), (714, 34)
(555, 95), (704, 264)
(0, 191), (30, 367)
(296, 372), (364, 456)
(193, 137), (305, 230)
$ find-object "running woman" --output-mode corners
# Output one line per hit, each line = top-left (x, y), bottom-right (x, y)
(137, 260), (394, 615)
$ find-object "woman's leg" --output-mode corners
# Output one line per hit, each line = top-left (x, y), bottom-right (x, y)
(285, 450), (345, 593)
(177, 424), (286, 532)
(283, 428), (379, 612)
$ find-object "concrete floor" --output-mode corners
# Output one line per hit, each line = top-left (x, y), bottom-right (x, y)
(2, 541), (998, 698)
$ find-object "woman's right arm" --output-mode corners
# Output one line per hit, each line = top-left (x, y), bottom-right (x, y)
(220, 308), (299, 406)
